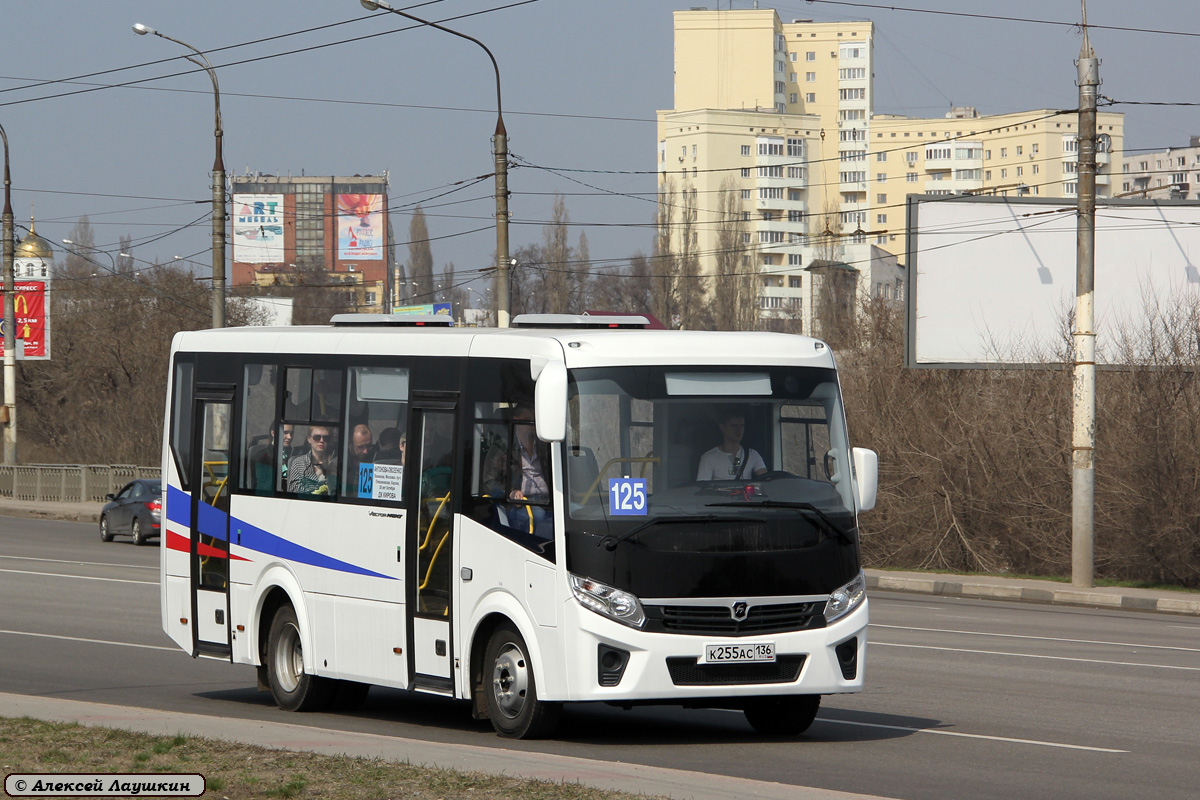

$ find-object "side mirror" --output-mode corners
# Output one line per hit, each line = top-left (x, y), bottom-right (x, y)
(104, 493), (116, 502)
(851, 447), (878, 512)
(534, 360), (567, 442)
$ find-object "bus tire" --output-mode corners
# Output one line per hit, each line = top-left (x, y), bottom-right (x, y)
(266, 605), (331, 712)
(743, 694), (820, 736)
(482, 622), (560, 739)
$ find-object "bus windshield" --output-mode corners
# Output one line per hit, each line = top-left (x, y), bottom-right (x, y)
(564, 364), (860, 598)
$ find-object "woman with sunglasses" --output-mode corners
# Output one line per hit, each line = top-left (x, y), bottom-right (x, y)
(287, 425), (339, 496)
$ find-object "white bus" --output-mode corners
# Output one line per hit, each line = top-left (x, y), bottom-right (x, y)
(161, 314), (877, 738)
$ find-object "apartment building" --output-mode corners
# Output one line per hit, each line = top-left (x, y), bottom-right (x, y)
(660, 7), (1122, 327)
(1119, 136), (1200, 199)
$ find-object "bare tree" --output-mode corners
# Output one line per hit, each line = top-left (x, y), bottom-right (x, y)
(407, 206), (435, 304)
(711, 178), (756, 331)
(542, 195), (570, 313)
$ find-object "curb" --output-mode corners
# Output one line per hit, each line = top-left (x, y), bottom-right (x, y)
(865, 573), (1200, 617)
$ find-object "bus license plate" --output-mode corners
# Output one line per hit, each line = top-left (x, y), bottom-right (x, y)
(702, 642), (776, 664)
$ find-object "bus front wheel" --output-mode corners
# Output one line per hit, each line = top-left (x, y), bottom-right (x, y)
(743, 694), (820, 736)
(482, 622), (560, 739)
(266, 605), (331, 712)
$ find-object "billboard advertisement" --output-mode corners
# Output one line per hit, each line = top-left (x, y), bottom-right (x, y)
(393, 303), (452, 318)
(906, 196), (1200, 367)
(0, 281), (49, 360)
(233, 193), (285, 263)
(337, 194), (385, 260)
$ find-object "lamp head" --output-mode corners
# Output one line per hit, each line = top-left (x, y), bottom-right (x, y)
(61, 239), (74, 245)
(360, 0), (386, 10)
(132, 23), (156, 36)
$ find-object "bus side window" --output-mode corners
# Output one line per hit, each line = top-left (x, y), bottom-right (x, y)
(281, 367), (343, 500)
(240, 364), (278, 494)
(340, 366), (409, 505)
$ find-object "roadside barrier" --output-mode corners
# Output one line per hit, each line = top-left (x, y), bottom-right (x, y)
(0, 464), (160, 503)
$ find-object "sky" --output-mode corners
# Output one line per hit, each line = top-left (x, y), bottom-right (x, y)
(2, 0), (1196, 301)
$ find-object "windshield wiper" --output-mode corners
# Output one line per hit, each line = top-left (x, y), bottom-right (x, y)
(599, 514), (761, 551)
(705, 500), (854, 544)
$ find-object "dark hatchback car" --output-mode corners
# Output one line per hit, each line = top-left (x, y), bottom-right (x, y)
(100, 479), (163, 545)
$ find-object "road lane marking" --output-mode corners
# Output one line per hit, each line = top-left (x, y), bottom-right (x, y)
(871, 641), (1200, 671)
(0, 630), (176, 652)
(817, 718), (1129, 753)
(871, 623), (1200, 654)
(0, 554), (156, 571)
(0, 568), (155, 586)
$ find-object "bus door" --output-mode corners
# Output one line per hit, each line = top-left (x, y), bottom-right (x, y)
(406, 400), (458, 689)
(189, 391), (234, 657)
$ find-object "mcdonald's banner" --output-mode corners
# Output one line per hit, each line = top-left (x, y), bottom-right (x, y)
(10, 281), (48, 359)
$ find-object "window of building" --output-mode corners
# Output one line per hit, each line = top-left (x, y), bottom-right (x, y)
(741, 144), (751, 156)
(741, 189), (751, 199)
(806, 51), (816, 61)
(1000, 147), (1007, 158)
(741, 168), (751, 178)
(790, 93), (798, 104)
(806, 71), (816, 82)
(806, 93), (816, 103)
(788, 254), (803, 266)
(876, 173), (887, 183)
(787, 138), (804, 157)
(1016, 146), (1023, 155)
(876, 151), (887, 162)
(906, 172), (918, 182)
(877, 193), (887, 204)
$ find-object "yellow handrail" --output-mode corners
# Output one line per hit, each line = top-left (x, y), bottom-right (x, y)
(418, 531), (451, 591)
(418, 492), (452, 551)
(202, 460), (230, 505)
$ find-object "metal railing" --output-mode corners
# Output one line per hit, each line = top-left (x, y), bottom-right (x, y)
(0, 464), (161, 504)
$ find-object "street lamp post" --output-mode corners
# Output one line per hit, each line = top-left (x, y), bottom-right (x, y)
(358, 0), (510, 327)
(133, 23), (225, 329)
(1, 122), (16, 464)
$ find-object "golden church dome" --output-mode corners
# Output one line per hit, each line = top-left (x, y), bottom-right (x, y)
(15, 221), (53, 260)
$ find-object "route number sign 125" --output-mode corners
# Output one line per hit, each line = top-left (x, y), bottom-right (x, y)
(608, 478), (647, 516)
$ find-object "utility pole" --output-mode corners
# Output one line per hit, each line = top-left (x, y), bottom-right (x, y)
(1072, 1), (1099, 588)
(1, 122), (16, 465)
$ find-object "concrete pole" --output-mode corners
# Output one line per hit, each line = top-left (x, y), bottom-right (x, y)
(1, 122), (16, 465)
(1072, 7), (1099, 588)
(495, 120), (511, 328)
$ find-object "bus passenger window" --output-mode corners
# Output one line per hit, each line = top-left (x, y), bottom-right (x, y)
(340, 366), (409, 505)
(241, 364), (278, 494)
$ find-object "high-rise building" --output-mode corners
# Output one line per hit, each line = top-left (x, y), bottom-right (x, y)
(661, 8), (1123, 331)
(231, 173), (392, 313)
(1118, 136), (1200, 199)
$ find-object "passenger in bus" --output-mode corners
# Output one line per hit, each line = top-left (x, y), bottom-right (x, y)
(351, 424), (377, 463)
(288, 425), (338, 496)
(249, 422), (293, 494)
(375, 427), (404, 464)
(345, 423), (377, 497)
(696, 410), (767, 481)
(484, 404), (552, 538)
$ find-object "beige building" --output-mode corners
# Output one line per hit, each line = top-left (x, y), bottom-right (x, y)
(660, 7), (1123, 329)
(1119, 136), (1200, 199)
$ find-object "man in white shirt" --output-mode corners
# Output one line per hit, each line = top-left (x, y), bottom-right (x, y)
(696, 411), (767, 481)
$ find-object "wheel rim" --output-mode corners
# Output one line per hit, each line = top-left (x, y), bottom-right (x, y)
(274, 622), (303, 694)
(100, 518), (108, 537)
(132, 520), (141, 541)
(491, 641), (529, 719)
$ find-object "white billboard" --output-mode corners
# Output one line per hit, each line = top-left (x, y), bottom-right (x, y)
(906, 196), (1200, 367)
(233, 193), (285, 264)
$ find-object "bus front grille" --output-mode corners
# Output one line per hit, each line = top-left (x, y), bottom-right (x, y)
(665, 655), (806, 685)
(645, 602), (825, 636)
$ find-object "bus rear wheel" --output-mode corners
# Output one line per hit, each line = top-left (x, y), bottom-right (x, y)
(743, 695), (821, 736)
(482, 622), (560, 739)
(266, 605), (331, 712)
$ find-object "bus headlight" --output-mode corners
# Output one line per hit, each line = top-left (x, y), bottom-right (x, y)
(569, 574), (645, 629)
(824, 570), (866, 624)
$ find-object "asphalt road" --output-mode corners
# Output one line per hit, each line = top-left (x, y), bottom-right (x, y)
(2, 516), (1197, 800)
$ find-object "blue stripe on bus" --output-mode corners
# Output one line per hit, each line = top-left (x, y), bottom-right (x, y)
(166, 485), (396, 581)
